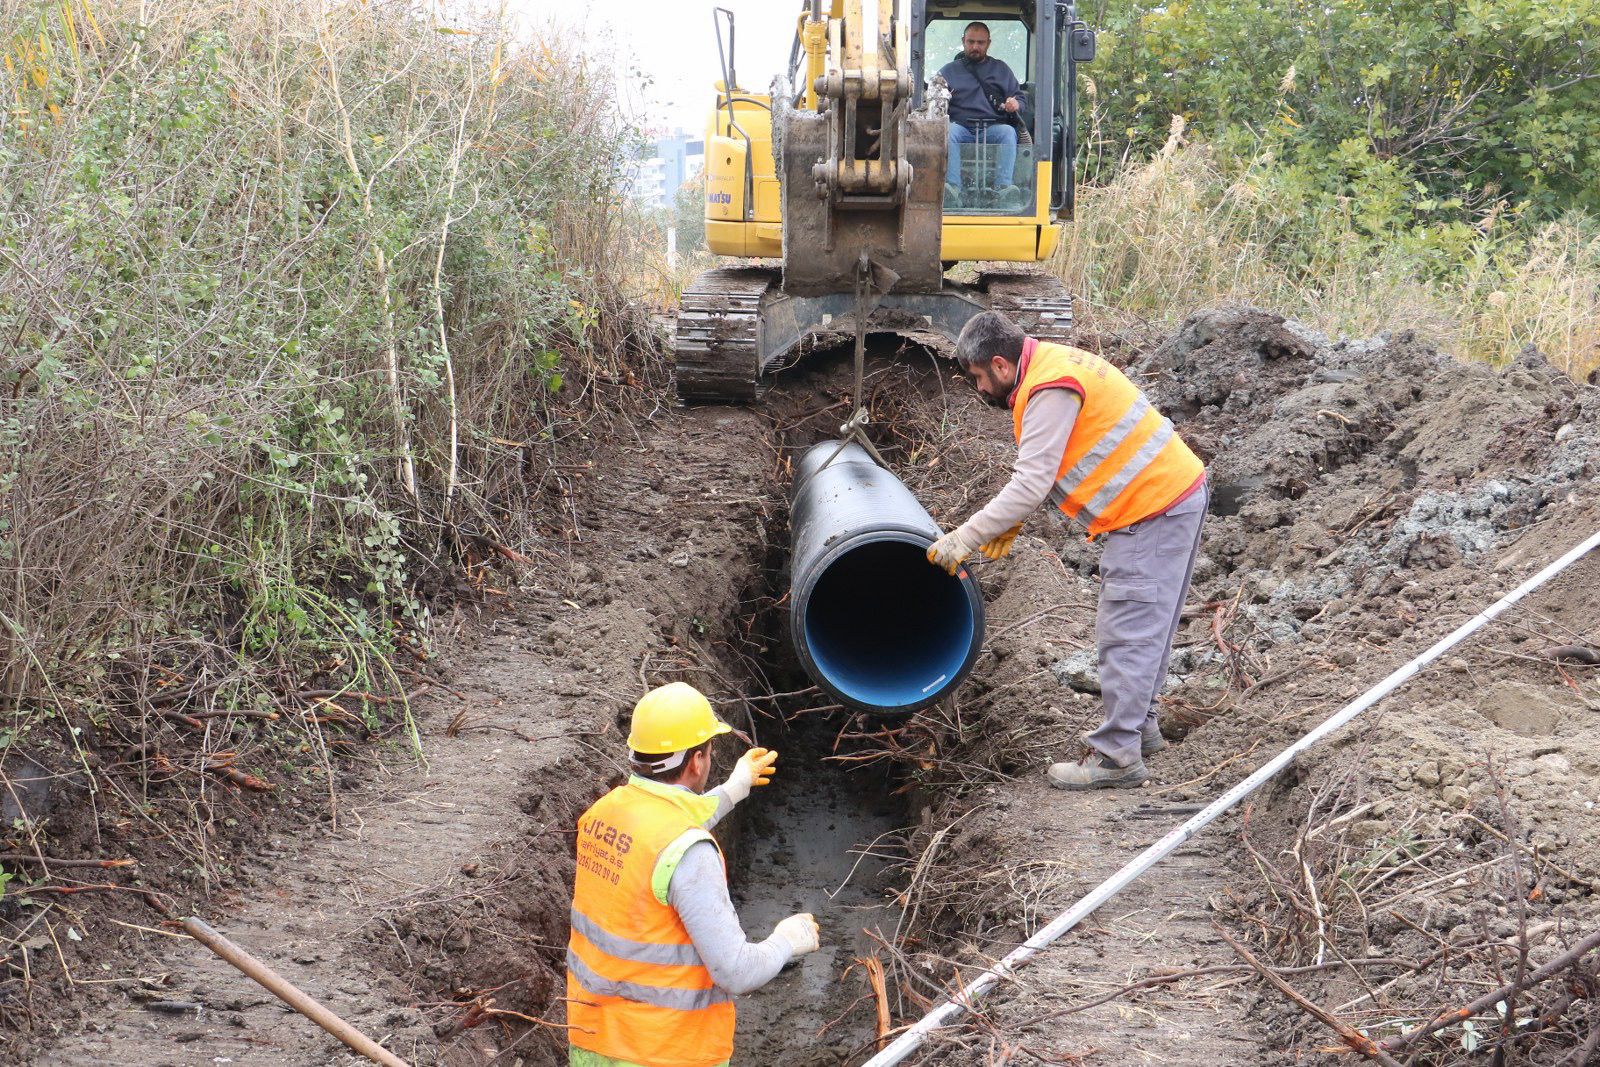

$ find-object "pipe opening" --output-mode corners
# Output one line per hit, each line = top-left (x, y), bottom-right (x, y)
(803, 538), (977, 710)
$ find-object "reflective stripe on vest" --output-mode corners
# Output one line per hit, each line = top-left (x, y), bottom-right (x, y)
(1046, 395), (1152, 509)
(567, 946), (732, 1012)
(1015, 342), (1203, 537)
(1078, 416), (1176, 524)
(570, 906), (704, 968)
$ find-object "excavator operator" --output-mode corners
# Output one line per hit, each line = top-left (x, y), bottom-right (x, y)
(939, 21), (1026, 211)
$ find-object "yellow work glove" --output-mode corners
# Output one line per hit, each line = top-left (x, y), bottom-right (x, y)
(979, 523), (1022, 561)
(926, 528), (976, 576)
(772, 912), (820, 956)
(720, 746), (778, 805)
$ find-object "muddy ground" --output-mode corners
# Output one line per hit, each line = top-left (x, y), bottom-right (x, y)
(8, 305), (1600, 1066)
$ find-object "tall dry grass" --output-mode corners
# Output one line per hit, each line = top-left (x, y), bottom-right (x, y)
(0, 0), (650, 822)
(1054, 132), (1600, 378)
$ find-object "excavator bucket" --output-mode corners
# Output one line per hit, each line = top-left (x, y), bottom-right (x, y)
(778, 107), (947, 298)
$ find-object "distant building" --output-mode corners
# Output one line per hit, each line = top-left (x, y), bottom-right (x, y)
(628, 127), (704, 209)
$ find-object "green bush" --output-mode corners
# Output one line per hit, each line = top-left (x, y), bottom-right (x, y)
(1085, 0), (1600, 216)
(0, 1), (644, 752)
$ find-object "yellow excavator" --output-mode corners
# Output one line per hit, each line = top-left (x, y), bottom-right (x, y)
(675, 0), (1097, 402)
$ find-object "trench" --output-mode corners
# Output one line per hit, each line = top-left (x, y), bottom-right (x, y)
(727, 714), (906, 1065)
(718, 340), (930, 1065)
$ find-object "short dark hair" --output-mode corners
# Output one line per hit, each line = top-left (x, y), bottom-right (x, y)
(955, 311), (1026, 369)
(629, 739), (714, 783)
(963, 21), (990, 38)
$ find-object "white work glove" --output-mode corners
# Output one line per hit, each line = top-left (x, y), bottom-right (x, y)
(719, 747), (778, 805)
(978, 523), (1021, 561)
(926, 528), (977, 576)
(772, 912), (820, 956)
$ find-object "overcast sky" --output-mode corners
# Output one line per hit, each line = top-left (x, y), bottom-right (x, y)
(509, 0), (802, 134)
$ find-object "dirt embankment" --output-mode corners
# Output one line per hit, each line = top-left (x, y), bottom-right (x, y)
(852, 308), (1600, 1064)
(21, 399), (800, 1065)
(13, 306), (1600, 1067)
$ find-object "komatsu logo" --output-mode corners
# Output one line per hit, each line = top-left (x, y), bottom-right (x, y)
(706, 191), (733, 205)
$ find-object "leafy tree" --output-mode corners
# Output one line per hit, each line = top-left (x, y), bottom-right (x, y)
(1082, 0), (1600, 215)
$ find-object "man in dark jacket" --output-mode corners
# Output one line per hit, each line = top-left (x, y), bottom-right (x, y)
(937, 22), (1025, 209)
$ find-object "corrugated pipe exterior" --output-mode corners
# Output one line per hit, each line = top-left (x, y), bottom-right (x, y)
(788, 441), (985, 716)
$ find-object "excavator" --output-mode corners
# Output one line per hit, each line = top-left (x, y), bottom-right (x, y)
(674, 0), (1097, 403)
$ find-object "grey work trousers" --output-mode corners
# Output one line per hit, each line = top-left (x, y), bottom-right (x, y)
(1085, 481), (1209, 767)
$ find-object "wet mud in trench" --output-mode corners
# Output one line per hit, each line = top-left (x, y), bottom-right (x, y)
(718, 385), (917, 1065)
(729, 718), (906, 1065)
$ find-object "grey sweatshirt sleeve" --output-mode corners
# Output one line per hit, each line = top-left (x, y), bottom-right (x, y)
(702, 787), (734, 830)
(669, 840), (792, 995)
(957, 388), (1080, 545)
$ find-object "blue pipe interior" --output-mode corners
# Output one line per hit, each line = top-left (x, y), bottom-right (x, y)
(802, 539), (976, 709)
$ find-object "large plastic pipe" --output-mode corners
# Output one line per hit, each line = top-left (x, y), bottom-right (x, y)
(862, 525), (1600, 1066)
(789, 441), (985, 716)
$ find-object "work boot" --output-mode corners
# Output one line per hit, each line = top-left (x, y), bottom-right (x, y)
(1047, 750), (1150, 790)
(943, 182), (963, 210)
(995, 184), (1025, 210)
(1141, 721), (1167, 756)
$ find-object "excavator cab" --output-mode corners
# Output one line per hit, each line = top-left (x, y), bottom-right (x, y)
(916, 2), (1095, 226)
(675, 0), (1095, 403)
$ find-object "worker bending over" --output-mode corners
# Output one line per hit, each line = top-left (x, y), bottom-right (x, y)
(927, 312), (1208, 790)
(566, 682), (820, 1067)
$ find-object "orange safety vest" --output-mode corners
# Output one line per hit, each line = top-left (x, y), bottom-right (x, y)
(1012, 341), (1203, 537)
(567, 777), (733, 1067)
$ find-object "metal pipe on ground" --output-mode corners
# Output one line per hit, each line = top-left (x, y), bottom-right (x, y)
(788, 441), (985, 716)
(182, 918), (410, 1067)
(863, 526), (1600, 1066)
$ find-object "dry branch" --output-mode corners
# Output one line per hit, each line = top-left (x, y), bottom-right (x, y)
(1218, 927), (1405, 1066)
(1377, 927), (1600, 1054)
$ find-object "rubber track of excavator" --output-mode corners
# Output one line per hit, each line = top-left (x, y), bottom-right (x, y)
(982, 272), (1075, 344)
(673, 267), (777, 403)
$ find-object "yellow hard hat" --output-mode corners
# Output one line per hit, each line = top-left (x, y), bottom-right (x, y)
(627, 682), (732, 755)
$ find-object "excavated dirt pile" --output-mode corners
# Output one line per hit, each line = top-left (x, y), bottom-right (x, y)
(861, 307), (1600, 1064)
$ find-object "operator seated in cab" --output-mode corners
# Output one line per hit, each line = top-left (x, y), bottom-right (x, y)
(940, 21), (1025, 212)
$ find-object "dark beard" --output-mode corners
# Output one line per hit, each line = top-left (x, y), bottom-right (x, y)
(980, 389), (1009, 409)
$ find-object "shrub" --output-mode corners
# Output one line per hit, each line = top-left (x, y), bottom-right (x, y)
(0, 0), (645, 760)
(1056, 129), (1600, 378)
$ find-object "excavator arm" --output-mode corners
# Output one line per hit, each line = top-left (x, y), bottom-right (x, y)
(780, 0), (945, 296)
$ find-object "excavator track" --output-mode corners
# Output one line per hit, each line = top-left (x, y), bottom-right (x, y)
(673, 267), (779, 404)
(982, 272), (1075, 344)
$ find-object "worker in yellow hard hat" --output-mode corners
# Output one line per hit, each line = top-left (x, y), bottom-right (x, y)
(565, 682), (821, 1067)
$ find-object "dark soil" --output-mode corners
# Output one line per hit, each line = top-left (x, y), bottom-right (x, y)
(13, 306), (1600, 1067)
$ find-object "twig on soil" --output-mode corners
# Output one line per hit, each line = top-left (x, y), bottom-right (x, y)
(1219, 926), (1406, 1066)
(1148, 738), (1261, 796)
(108, 918), (193, 940)
(22, 883), (155, 899)
(182, 916), (411, 1067)
(204, 763), (274, 791)
(987, 602), (1094, 643)
(848, 953), (893, 1049)
(1378, 926), (1600, 1053)
(1453, 810), (1595, 889)
(1561, 1014), (1600, 1066)
(1029, 957), (1418, 1023)
(0, 853), (135, 870)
